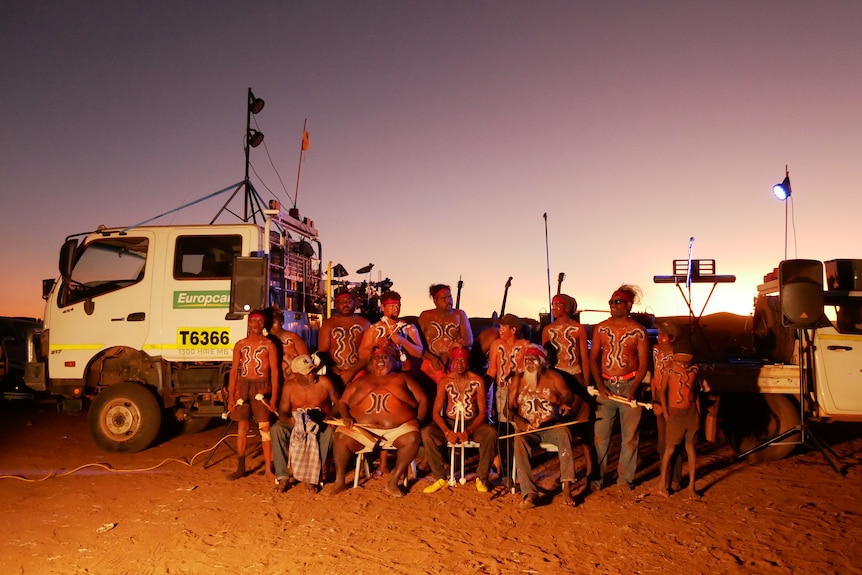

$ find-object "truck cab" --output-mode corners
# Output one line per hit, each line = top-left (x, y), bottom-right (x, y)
(26, 207), (323, 452)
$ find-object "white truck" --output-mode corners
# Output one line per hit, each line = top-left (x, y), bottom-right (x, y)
(699, 259), (862, 461)
(25, 205), (324, 452)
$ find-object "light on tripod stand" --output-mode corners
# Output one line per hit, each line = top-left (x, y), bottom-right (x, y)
(248, 90), (265, 115)
(773, 165), (792, 259)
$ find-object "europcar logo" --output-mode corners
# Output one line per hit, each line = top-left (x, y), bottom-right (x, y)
(174, 291), (230, 309)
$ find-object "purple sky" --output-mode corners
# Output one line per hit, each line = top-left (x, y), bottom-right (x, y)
(2, 2), (861, 322)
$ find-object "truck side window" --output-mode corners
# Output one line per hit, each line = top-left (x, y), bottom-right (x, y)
(173, 235), (241, 280)
(834, 303), (862, 335)
(60, 237), (149, 307)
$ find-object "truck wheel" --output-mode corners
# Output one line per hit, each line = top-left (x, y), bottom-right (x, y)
(181, 416), (216, 435)
(88, 382), (162, 453)
(724, 394), (800, 462)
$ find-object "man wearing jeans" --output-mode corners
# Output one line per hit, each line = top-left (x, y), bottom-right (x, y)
(589, 285), (649, 492)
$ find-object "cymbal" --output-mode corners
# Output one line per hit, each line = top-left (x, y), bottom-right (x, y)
(356, 263), (374, 274)
(332, 263), (349, 278)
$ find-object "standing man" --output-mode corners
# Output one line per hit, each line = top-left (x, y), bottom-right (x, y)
(226, 310), (279, 482)
(326, 345), (428, 498)
(589, 285), (649, 492)
(486, 313), (531, 478)
(359, 291), (423, 369)
(421, 346), (497, 494)
(509, 346), (576, 509)
(318, 290), (371, 389)
(268, 305), (311, 382)
(271, 355), (341, 492)
(418, 284), (474, 383)
(542, 294), (590, 388)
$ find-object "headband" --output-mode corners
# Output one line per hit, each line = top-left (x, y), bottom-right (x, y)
(450, 346), (469, 360)
(612, 290), (634, 304)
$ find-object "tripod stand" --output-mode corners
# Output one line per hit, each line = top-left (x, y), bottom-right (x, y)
(735, 328), (842, 474)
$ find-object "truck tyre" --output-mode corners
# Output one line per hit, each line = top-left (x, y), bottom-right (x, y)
(88, 382), (162, 453)
(181, 416), (216, 435)
(724, 393), (800, 462)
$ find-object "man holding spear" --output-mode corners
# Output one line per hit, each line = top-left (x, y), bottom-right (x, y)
(509, 345), (577, 509)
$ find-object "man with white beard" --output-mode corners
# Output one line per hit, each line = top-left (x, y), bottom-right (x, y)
(509, 345), (576, 509)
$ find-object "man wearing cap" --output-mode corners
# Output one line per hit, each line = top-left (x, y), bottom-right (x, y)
(226, 310), (280, 482)
(267, 305), (311, 382)
(510, 345), (577, 509)
(418, 284), (474, 383)
(589, 285), (650, 492)
(486, 314), (530, 424)
(542, 294), (590, 388)
(486, 313), (530, 481)
(318, 290), (371, 389)
(359, 290), (423, 369)
(421, 346), (497, 494)
(326, 345), (428, 497)
(271, 354), (341, 492)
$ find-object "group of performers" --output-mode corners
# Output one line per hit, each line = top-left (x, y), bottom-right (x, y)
(224, 282), (702, 507)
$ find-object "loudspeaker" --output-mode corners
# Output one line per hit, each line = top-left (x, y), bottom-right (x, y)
(230, 257), (267, 313)
(779, 259), (824, 328)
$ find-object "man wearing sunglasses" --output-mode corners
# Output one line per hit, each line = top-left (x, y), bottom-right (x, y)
(589, 285), (649, 492)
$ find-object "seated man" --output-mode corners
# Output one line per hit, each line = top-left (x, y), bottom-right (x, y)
(510, 345), (576, 509)
(271, 355), (340, 492)
(326, 345), (428, 498)
(421, 346), (497, 494)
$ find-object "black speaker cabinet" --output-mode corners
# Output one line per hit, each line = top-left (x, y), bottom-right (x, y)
(230, 257), (267, 313)
(779, 259), (824, 328)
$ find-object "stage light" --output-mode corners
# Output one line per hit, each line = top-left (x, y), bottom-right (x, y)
(774, 166), (792, 260)
(773, 174), (792, 201)
(248, 129), (264, 148)
(248, 90), (265, 114)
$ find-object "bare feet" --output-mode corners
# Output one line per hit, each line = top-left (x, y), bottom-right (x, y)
(385, 481), (404, 498)
(520, 493), (539, 510)
(560, 482), (576, 507)
(686, 487), (701, 499)
(324, 482), (346, 496)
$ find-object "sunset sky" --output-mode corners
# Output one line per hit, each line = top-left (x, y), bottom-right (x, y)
(2, 2), (861, 323)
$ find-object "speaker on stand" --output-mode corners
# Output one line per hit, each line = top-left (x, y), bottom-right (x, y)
(736, 259), (841, 473)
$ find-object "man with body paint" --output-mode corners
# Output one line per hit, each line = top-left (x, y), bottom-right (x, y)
(226, 310), (280, 483)
(589, 285), (650, 492)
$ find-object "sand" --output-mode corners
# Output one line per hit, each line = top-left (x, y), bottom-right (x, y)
(2, 396), (861, 575)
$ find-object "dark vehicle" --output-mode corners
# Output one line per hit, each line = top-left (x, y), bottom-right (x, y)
(0, 316), (41, 399)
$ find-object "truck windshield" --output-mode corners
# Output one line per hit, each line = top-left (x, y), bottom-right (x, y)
(60, 237), (148, 306)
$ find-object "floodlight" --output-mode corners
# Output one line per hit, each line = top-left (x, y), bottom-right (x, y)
(773, 175), (792, 201)
(248, 129), (264, 148)
(248, 90), (265, 114)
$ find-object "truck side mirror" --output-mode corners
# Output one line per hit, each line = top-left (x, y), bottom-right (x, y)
(59, 238), (78, 279)
(41, 278), (55, 299)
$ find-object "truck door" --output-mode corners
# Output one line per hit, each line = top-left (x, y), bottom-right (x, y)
(50, 233), (154, 381)
(814, 324), (862, 415)
(156, 231), (247, 367)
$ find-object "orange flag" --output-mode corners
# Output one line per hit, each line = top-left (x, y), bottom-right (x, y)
(302, 130), (310, 151)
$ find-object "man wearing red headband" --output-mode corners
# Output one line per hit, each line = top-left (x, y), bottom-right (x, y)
(510, 344), (577, 509)
(318, 290), (371, 389)
(542, 294), (590, 388)
(589, 285), (650, 492)
(359, 291), (423, 369)
(226, 310), (280, 483)
(326, 345), (427, 498)
(418, 283), (474, 383)
(421, 346), (496, 494)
